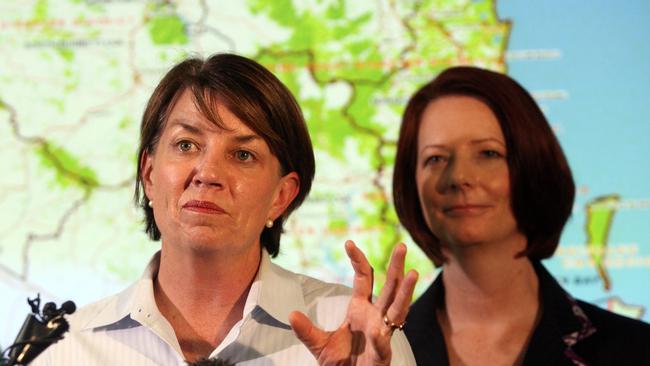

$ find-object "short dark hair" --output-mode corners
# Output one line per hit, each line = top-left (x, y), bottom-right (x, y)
(393, 66), (575, 266)
(134, 53), (315, 257)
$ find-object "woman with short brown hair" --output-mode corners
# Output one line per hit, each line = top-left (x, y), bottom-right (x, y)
(34, 53), (417, 366)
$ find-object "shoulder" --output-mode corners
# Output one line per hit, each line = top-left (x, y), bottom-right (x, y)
(278, 264), (353, 317)
(578, 299), (650, 337)
(408, 282), (436, 322)
(64, 254), (157, 331)
(404, 279), (445, 366)
(406, 274), (439, 328)
(262, 260), (352, 330)
(30, 289), (132, 366)
(572, 299), (650, 363)
(65, 283), (135, 331)
(296, 272), (352, 300)
(268, 260), (352, 300)
(64, 292), (122, 331)
(533, 261), (650, 363)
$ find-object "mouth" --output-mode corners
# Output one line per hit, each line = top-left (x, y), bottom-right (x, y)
(182, 200), (226, 214)
(442, 204), (490, 216)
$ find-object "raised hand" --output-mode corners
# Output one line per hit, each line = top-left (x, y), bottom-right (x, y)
(289, 240), (418, 365)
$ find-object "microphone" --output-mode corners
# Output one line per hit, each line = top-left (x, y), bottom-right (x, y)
(1, 294), (76, 366)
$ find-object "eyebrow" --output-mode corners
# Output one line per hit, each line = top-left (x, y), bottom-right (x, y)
(168, 120), (202, 135)
(419, 138), (505, 153)
(420, 137), (506, 150)
(168, 120), (262, 143)
(470, 137), (506, 146)
(232, 134), (262, 144)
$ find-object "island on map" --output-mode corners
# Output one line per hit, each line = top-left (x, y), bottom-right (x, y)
(585, 194), (620, 290)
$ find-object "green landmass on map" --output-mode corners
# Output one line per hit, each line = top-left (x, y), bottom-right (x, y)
(147, 15), (188, 45)
(585, 194), (621, 290)
(583, 194), (646, 319)
(34, 141), (99, 191)
(33, 0), (48, 21)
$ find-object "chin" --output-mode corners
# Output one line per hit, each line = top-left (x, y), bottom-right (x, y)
(187, 242), (225, 255)
(170, 226), (224, 248)
(439, 227), (486, 244)
(445, 239), (483, 250)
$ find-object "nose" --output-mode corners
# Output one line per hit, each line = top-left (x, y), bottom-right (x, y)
(437, 155), (475, 192)
(191, 152), (225, 189)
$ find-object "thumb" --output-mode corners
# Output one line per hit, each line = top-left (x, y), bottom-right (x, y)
(289, 310), (329, 355)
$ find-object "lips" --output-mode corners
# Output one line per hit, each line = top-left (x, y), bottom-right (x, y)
(182, 200), (226, 214)
(443, 204), (490, 216)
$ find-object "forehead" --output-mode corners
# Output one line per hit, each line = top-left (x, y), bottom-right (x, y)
(418, 95), (504, 144)
(165, 88), (258, 136)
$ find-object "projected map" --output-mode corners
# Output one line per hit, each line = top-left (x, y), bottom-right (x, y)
(1, 0), (649, 346)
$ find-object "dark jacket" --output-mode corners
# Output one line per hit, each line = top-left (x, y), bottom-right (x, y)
(405, 261), (650, 365)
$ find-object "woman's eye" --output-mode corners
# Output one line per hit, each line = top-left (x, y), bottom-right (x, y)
(481, 150), (502, 158)
(424, 155), (446, 166)
(235, 150), (253, 161)
(177, 141), (194, 152)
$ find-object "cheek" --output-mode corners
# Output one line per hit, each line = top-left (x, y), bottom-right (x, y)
(416, 172), (441, 228)
(234, 176), (278, 213)
(231, 178), (251, 196)
(485, 166), (516, 225)
(153, 165), (188, 199)
(488, 167), (512, 203)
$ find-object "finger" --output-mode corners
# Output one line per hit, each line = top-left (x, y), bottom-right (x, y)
(375, 243), (407, 312)
(384, 269), (419, 330)
(345, 240), (374, 302)
(289, 310), (330, 356)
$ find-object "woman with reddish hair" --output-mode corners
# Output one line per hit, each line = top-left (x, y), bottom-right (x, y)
(393, 66), (650, 365)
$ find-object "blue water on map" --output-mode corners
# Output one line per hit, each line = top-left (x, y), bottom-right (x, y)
(498, 0), (650, 321)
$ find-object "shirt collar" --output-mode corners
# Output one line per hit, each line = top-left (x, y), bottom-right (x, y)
(516, 261), (597, 364)
(531, 261), (597, 345)
(78, 251), (162, 331)
(78, 249), (309, 331)
(413, 261), (597, 365)
(424, 261), (597, 342)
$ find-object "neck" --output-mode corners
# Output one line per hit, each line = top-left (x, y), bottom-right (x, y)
(440, 234), (540, 325)
(154, 240), (262, 361)
(156, 242), (261, 304)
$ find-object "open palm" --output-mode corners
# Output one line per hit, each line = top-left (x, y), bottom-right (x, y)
(289, 240), (418, 365)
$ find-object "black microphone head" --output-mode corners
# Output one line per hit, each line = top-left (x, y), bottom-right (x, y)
(42, 302), (57, 318)
(61, 300), (76, 315)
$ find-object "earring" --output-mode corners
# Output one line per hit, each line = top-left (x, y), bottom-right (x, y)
(265, 219), (274, 228)
(148, 200), (153, 208)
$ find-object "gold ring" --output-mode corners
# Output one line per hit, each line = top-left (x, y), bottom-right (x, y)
(383, 315), (406, 331)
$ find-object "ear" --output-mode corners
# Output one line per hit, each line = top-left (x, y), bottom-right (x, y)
(268, 171), (300, 220)
(140, 150), (155, 200)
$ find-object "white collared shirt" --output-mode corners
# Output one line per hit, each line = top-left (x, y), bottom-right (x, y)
(32, 250), (415, 365)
